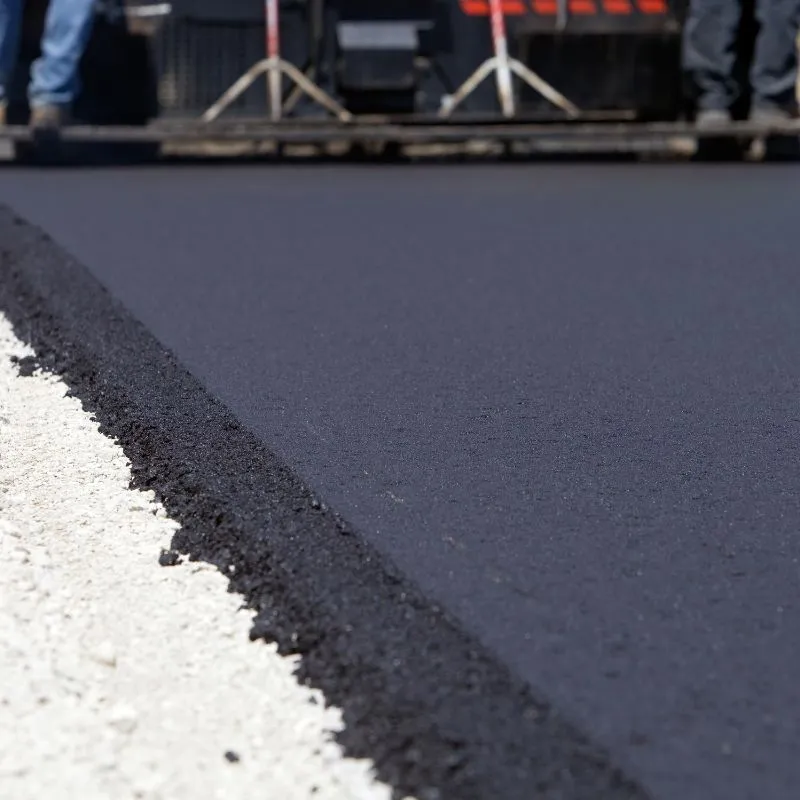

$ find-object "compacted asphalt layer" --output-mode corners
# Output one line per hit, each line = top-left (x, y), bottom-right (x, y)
(1, 162), (799, 800)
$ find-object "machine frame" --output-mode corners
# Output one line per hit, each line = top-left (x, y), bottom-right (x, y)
(0, 0), (797, 160)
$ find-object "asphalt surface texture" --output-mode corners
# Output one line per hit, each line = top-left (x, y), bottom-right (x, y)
(2, 162), (800, 800)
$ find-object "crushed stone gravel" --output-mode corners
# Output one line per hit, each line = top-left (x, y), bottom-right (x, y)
(0, 312), (397, 800)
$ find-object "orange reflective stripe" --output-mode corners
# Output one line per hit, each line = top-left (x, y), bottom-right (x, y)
(602, 0), (632, 12)
(637, 0), (667, 12)
(459, 0), (666, 14)
(459, 0), (527, 13)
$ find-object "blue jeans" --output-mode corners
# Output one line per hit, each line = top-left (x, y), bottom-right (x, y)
(683, 0), (800, 112)
(0, 0), (96, 107)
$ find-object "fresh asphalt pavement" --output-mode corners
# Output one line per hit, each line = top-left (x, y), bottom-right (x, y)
(1, 162), (799, 800)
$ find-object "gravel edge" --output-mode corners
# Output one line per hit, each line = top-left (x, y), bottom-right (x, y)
(0, 312), (395, 800)
(0, 205), (651, 800)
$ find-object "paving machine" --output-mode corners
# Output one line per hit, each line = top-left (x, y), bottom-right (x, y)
(149, 0), (684, 119)
(1, 0), (795, 157)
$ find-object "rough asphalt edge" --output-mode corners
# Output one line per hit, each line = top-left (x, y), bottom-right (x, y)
(0, 206), (650, 800)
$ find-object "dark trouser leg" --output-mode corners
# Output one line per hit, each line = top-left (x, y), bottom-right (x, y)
(682, 0), (742, 110)
(0, 0), (24, 106)
(29, 0), (97, 108)
(751, 0), (800, 112)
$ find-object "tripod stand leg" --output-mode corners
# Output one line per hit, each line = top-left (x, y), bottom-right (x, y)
(284, 67), (315, 115)
(280, 61), (352, 121)
(509, 59), (580, 117)
(269, 59), (282, 120)
(202, 59), (352, 124)
(439, 58), (498, 118)
(202, 59), (272, 123)
(495, 55), (515, 118)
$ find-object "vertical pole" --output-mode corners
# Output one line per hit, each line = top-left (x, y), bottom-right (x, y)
(487, 0), (515, 117)
(265, 0), (282, 120)
(556, 0), (569, 31)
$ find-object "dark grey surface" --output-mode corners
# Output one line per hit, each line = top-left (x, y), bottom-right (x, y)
(2, 163), (799, 800)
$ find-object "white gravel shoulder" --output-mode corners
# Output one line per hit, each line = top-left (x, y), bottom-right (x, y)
(0, 312), (397, 800)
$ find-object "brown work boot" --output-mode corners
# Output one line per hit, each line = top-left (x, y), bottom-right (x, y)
(29, 103), (71, 131)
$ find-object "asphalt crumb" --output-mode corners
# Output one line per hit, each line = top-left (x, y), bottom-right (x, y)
(0, 206), (651, 800)
(9, 353), (40, 377)
(158, 549), (182, 567)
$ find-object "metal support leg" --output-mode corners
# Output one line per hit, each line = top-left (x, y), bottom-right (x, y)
(439, 0), (579, 119)
(440, 57), (579, 119)
(202, 58), (352, 124)
(283, 0), (326, 115)
(509, 59), (580, 116)
(440, 58), (499, 117)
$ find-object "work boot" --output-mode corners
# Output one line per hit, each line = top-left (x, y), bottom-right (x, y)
(695, 108), (731, 129)
(749, 105), (797, 126)
(693, 108), (742, 161)
(29, 103), (71, 131)
(750, 105), (800, 161)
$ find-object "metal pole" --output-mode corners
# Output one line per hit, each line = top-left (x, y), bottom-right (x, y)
(265, 0), (282, 120)
(556, 0), (569, 31)
(487, 0), (515, 117)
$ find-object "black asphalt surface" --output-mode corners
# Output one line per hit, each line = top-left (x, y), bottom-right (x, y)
(2, 163), (800, 800)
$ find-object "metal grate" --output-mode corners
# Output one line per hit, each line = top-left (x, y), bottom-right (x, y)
(151, 19), (269, 117)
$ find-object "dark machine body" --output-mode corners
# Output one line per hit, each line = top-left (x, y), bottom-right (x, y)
(150, 0), (687, 121)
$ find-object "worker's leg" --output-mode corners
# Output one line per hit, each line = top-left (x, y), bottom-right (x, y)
(750, 0), (800, 116)
(682, 0), (742, 113)
(28, 0), (96, 111)
(0, 0), (24, 110)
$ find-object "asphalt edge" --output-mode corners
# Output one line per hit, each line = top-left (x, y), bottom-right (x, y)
(0, 206), (651, 800)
